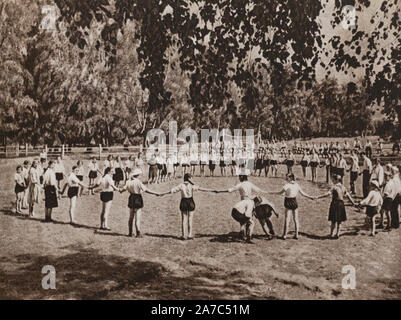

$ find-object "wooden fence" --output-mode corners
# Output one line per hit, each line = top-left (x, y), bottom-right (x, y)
(0, 143), (399, 165)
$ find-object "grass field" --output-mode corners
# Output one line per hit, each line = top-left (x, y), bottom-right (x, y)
(0, 157), (400, 300)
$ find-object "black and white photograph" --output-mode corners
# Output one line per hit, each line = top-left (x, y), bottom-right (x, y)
(0, 0), (400, 303)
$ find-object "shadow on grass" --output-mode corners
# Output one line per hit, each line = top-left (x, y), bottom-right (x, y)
(1, 207), (98, 231)
(145, 233), (183, 240)
(0, 248), (276, 300)
(199, 232), (245, 243)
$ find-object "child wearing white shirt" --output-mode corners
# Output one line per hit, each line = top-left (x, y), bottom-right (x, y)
(62, 166), (88, 224)
(269, 173), (314, 240)
(161, 173), (215, 240)
(119, 169), (161, 237)
(359, 180), (383, 236)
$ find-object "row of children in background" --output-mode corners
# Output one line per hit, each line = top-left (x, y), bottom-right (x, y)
(261, 138), (401, 158)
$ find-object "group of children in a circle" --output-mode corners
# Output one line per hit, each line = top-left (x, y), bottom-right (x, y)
(13, 151), (401, 242)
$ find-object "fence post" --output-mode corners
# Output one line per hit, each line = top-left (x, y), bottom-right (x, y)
(16, 143), (19, 157)
(99, 144), (102, 159)
(61, 144), (65, 159)
(5, 146), (7, 158)
(25, 143), (28, 157)
(45, 145), (48, 156)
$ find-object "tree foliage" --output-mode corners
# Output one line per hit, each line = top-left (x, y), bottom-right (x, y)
(0, 0), (399, 145)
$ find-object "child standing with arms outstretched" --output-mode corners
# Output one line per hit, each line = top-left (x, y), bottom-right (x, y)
(92, 167), (119, 230)
(315, 174), (356, 239)
(359, 180), (383, 236)
(61, 166), (89, 224)
(119, 168), (161, 237)
(268, 173), (314, 240)
(161, 173), (216, 240)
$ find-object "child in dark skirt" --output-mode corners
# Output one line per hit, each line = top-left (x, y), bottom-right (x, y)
(43, 160), (59, 222)
(14, 165), (26, 214)
(208, 152), (217, 177)
(119, 168), (161, 237)
(161, 173), (216, 240)
(263, 151), (270, 177)
(255, 150), (264, 177)
(300, 151), (310, 179)
(285, 150), (295, 175)
(113, 155), (125, 187)
(219, 150), (227, 177)
(315, 175), (356, 239)
(54, 156), (66, 198)
(88, 157), (101, 195)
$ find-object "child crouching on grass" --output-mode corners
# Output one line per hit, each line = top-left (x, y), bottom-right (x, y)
(359, 180), (383, 236)
(253, 196), (279, 240)
(160, 173), (217, 240)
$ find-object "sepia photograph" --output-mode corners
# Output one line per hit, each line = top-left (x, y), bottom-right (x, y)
(0, 0), (400, 304)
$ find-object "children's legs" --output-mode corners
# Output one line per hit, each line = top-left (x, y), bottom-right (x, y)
(302, 167), (306, 177)
(335, 222), (341, 237)
(246, 218), (255, 240)
(282, 209), (291, 238)
(181, 211), (188, 238)
(69, 196), (77, 223)
(128, 209), (135, 236)
(45, 208), (52, 221)
(293, 209), (299, 238)
(23, 190), (28, 208)
(266, 218), (275, 235)
(259, 220), (270, 237)
(29, 200), (34, 216)
(239, 222), (246, 238)
(16, 194), (20, 213)
(378, 210), (384, 227)
(188, 211), (194, 238)
(135, 209), (142, 235)
(100, 202), (106, 228)
(18, 193), (23, 212)
(104, 201), (112, 228)
(89, 178), (93, 194)
(330, 222), (336, 237)
(371, 214), (377, 235)
(385, 210), (391, 229)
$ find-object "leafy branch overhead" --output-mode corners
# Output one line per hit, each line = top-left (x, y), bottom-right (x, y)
(0, 0), (399, 145)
